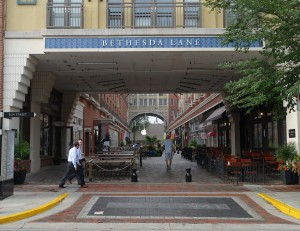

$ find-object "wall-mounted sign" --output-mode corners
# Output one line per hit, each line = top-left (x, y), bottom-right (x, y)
(45, 37), (262, 49)
(289, 129), (296, 138)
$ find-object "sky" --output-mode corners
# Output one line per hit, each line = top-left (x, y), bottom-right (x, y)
(148, 116), (164, 124)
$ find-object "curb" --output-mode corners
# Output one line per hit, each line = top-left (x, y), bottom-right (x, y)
(258, 193), (300, 220)
(0, 192), (69, 224)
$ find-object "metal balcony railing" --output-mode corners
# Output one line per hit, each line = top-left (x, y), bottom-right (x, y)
(107, 2), (202, 28)
(46, 2), (202, 29)
(47, 2), (83, 29)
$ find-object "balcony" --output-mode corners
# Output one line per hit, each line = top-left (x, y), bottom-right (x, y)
(47, 2), (83, 29)
(107, 2), (202, 28)
(47, 2), (203, 29)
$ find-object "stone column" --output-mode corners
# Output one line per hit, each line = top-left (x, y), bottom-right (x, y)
(31, 72), (56, 172)
(229, 112), (240, 156)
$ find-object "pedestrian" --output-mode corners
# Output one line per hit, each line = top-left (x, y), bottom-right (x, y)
(103, 139), (110, 151)
(162, 134), (175, 171)
(58, 142), (86, 188)
(68, 138), (87, 187)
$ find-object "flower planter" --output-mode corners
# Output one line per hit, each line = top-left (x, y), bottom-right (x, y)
(280, 170), (299, 185)
(14, 171), (27, 185)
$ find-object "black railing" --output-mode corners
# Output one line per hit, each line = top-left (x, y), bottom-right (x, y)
(107, 2), (202, 28)
(47, 2), (83, 29)
(46, 2), (233, 29)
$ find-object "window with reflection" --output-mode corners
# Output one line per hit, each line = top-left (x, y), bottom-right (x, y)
(108, 0), (124, 28)
(134, 0), (174, 28)
(40, 113), (51, 156)
(184, 0), (200, 27)
(49, 0), (83, 28)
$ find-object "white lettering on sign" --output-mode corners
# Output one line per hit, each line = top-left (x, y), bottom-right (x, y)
(100, 38), (203, 48)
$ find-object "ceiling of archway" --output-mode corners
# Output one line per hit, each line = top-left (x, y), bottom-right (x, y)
(33, 50), (261, 94)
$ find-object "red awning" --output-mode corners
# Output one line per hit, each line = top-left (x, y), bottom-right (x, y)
(207, 130), (217, 137)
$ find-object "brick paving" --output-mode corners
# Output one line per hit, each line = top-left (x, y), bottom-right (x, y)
(12, 154), (300, 225)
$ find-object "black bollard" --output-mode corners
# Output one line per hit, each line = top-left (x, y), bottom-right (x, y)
(185, 168), (192, 182)
(131, 168), (138, 182)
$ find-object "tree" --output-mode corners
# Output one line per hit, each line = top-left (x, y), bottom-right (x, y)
(205, 0), (300, 118)
(145, 135), (157, 146)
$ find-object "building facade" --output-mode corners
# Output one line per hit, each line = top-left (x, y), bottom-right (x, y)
(1, 0), (300, 199)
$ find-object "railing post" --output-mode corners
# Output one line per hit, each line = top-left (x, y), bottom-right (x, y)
(139, 147), (143, 167)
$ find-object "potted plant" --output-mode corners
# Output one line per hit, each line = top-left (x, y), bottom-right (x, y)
(14, 137), (31, 184)
(276, 142), (299, 185)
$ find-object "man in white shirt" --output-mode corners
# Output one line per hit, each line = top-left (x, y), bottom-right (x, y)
(59, 142), (84, 188)
(68, 138), (87, 187)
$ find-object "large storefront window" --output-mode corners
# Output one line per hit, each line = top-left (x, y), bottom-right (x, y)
(218, 120), (231, 148)
(253, 123), (263, 149)
(40, 113), (51, 156)
(268, 121), (278, 149)
(241, 107), (286, 152)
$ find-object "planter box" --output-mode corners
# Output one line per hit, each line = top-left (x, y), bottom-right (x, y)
(281, 170), (299, 185)
(14, 171), (27, 185)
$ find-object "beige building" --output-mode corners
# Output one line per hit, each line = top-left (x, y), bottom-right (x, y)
(2, 0), (299, 197)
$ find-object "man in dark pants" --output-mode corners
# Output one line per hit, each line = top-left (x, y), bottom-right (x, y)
(59, 142), (84, 188)
(68, 138), (87, 187)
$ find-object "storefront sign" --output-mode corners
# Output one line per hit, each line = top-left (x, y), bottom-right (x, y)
(45, 37), (262, 49)
(289, 129), (296, 138)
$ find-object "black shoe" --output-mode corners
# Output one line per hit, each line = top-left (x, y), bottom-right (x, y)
(59, 185), (65, 188)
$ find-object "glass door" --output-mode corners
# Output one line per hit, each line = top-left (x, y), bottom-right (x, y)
(49, 0), (82, 28)
(134, 0), (174, 28)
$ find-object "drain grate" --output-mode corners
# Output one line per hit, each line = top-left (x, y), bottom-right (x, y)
(86, 196), (253, 218)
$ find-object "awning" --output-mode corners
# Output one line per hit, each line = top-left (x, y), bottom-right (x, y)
(205, 106), (226, 123)
(207, 130), (217, 137)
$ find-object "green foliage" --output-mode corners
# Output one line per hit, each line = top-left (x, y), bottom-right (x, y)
(189, 139), (198, 148)
(276, 142), (298, 162)
(204, 0), (300, 118)
(144, 135), (157, 146)
(131, 116), (150, 133)
(15, 138), (30, 160)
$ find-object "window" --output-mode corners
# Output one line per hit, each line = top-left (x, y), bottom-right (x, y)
(48, 0), (83, 28)
(268, 121), (278, 149)
(149, 99), (153, 105)
(17, 0), (37, 4)
(108, 0), (124, 28)
(40, 113), (50, 156)
(224, 8), (236, 27)
(184, 0), (200, 27)
(134, 0), (174, 28)
(170, 99), (174, 105)
(253, 123), (263, 149)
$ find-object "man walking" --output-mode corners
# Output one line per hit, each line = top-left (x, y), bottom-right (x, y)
(162, 134), (175, 171)
(68, 138), (87, 187)
(59, 142), (86, 188)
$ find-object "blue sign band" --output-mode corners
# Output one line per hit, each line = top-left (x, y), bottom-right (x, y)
(45, 37), (262, 49)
